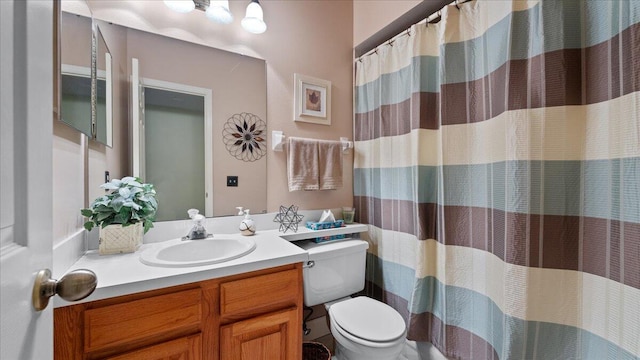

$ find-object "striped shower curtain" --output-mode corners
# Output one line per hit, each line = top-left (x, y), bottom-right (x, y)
(354, 1), (639, 359)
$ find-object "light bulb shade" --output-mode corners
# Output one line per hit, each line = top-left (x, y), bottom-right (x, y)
(163, 0), (195, 13)
(206, 0), (233, 24)
(241, 1), (267, 34)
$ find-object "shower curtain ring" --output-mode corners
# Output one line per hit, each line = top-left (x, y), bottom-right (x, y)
(455, 0), (460, 10)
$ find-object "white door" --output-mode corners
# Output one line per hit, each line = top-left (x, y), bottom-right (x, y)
(1, 1), (54, 359)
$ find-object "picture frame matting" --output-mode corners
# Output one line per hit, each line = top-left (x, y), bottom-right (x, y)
(294, 73), (331, 125)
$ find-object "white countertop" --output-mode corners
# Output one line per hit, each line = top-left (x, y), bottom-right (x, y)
(54, 224), (368, 308)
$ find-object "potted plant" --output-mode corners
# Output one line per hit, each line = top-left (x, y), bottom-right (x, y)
(81, 177), (158, 255)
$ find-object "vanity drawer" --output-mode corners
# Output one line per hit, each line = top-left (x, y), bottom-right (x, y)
(220, 268), (300, 320)
(84, 288), (202, 353)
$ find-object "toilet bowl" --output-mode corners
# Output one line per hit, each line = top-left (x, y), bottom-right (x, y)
(327, 296), (407, 360)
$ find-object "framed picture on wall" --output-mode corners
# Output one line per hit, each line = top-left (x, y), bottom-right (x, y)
(294, 73), (331, 125)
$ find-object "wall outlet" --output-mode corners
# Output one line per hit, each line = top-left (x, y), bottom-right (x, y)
(104, 171), (110, 191)
(227, 176), (238, 187)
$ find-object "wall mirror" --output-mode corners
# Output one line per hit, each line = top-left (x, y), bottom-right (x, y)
(59, 6), (113, 147)
(85, 2), (268, 221)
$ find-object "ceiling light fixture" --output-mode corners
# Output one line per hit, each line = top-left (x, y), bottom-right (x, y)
(163, 0), (195, 14)
(206, 0), (233, 24)
(163, 0), (266, 34)
(241, 0), (267, 34)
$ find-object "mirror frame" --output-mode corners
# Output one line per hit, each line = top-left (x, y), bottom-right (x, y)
(92, 21), (113, 147)
(53, 0), (61, 123)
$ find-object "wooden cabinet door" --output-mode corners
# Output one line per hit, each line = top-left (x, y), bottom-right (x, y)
(105, 334), (201, 360)
(220, 308), (300, 360)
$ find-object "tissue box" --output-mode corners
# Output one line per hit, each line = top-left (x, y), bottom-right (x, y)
(306, 220), (344, 231)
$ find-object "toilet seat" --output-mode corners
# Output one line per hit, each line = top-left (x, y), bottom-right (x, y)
(329, 296), (406, 346)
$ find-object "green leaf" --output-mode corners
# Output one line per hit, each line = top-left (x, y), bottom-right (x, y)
(83, 221), (94, 231)
(96, 211), (112, 222)
(80, 209), (93, 217)
(94, 205), (113, 213)
(114, 207), (132, 224)
(114, 213), (128, 225)
(111, 197), (124, 212)
(143, 219), (154, 234)
(101, 218), (114, 228)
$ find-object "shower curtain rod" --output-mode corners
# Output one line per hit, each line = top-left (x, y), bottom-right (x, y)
(356, 0), (471, 60)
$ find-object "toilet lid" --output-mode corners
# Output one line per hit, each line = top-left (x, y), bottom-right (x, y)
(330, 297), (406, 342)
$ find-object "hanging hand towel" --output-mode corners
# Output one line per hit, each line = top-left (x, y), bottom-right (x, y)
(318, 140), (343, 190)
(288, 137), (319, 191)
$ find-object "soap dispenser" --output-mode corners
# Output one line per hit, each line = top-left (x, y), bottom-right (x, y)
(239, 209), (256, 236)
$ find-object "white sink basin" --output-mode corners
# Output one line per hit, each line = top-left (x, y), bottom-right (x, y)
(139, 237), (256, 267)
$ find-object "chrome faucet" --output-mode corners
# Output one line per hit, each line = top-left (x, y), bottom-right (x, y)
(183, 209), (212, 240)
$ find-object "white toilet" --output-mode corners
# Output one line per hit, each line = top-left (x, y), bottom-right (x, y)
(298, 239), (407, 360)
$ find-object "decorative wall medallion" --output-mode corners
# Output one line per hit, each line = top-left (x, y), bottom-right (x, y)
(222, 113), (266, 162)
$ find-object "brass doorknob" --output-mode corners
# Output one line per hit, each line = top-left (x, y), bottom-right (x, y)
(32, 268), (97, 311)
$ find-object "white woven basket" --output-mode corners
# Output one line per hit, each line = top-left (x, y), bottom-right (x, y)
(98, 222), (143, 255)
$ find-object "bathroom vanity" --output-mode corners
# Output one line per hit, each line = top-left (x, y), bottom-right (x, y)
(53, 224), (367, 360)
(54, 263), (302, 360)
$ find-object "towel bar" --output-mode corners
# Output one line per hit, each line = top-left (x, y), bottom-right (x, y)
(271, 130), (353, 153)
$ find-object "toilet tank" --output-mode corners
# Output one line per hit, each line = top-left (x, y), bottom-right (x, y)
(297, 239), (369, 306)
